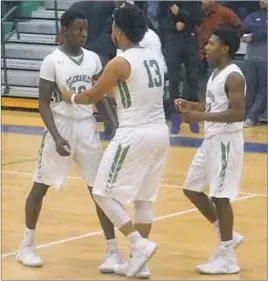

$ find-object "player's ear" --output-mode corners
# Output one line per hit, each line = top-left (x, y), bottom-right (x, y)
(223, 45), (229, 55)
(62, 26), (68, 35)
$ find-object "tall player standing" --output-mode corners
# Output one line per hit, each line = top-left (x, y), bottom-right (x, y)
(63, 5), (169, 278)
(175, 28), (245, 274)
(17, 9), (118, 267)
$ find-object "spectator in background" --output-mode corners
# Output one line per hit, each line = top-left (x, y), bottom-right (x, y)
(147, 1), (159, 29)
(158, 1), (203, 134)
(223, 1), (260, 20)
(242, 0), (267, 127)
(197, 0), (241, 100)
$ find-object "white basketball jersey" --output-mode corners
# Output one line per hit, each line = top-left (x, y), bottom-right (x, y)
(204, 63), (246, 138)
(115, 47), (166, 127)
(39, 47), (102, 120)
(116, 29), (166, 71)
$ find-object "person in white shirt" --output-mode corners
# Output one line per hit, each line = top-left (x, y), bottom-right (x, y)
(175, 27), (245, 275)
(63, 5), (169, 278)
(16, 9), (116, 269)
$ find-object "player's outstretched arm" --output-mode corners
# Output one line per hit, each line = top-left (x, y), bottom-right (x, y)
(63, 57), (131, 105)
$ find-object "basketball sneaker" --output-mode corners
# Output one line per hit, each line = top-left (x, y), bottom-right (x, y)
(196, 245), (240, 275)
(99, 248), (122, 273)
(126, 238), (158, 278)
(209, 231), (244, 262)
(16, 244), (43, 267)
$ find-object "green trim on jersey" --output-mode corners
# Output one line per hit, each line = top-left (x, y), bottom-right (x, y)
(106, 144), (130, 190)
(219, 141), (231, 190)
(118, 82), (131, 109)
(58, 47), (84, 66)
(36, 129), (48, 179)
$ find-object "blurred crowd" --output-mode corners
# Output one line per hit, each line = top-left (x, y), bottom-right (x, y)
(22, 1), (268, 130)
(83, 0), (266, 132)
(55, 0), (268, 131)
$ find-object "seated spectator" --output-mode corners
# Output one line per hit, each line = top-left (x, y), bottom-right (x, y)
(242, 0), (267, 127)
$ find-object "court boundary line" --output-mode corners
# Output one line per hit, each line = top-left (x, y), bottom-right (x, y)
(2, 170), (267, 197)
(162, 183), (268, 198)
(2, 193), (257, 258)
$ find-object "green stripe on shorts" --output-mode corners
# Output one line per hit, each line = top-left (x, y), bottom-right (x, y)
(36, 129), (48, 179)
(219, 141), (230, 190)
(107, 144), (130, 190)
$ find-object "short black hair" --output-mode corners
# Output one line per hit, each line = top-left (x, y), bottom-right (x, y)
(60, 8), (87, 28)
(213, 27), (241, 57)
(114, 4), (147, 43)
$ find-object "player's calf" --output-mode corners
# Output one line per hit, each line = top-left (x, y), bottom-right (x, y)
(183, 189), (218, 223)
(211, 197), (233, 242)
(17, 182), (49, 267)
(134, 200), (153, 238)
(88, 186), (121, 273)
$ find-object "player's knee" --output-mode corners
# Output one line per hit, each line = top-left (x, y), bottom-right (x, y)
(87, 186), (93, 198)
(183, 188), (193, 198)
(211, 197), (230, 208)
(92, 193), (105, 207)
(134, 200), (153, 224)
(183, 188), (199, 201)
(29, 182), (49, 201)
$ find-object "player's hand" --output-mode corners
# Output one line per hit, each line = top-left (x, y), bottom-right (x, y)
(182, 111), (204, 123)
(174, 98), (192, 113)
(176, 21), (185, 32)
(55, 136), (71, 156)
(170, 4), (179, 15)
(62, 87), (75, 104)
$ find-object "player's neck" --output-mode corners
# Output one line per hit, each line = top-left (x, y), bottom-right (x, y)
(120, 42), (140, 52)
(61, 44), (82, 57)
(215, 57), (232, 70)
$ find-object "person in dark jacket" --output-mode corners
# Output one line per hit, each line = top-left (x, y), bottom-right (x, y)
(158, 1), (204, 134)
(242, 0), (267, 127)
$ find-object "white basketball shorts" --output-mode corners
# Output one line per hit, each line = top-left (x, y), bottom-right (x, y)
(92, 124), (170, 205)
(33, 114), (102, 189)
(184, 131), (244, 200)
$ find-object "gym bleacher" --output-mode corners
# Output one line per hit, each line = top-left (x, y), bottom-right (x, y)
(1, 1), (76, 110)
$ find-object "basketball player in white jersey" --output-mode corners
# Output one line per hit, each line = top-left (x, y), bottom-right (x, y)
(175, 28), (245, 274)
(16, 9), (118, 267)
(63, 5), (169, 278)
(116, 1), (166, 73)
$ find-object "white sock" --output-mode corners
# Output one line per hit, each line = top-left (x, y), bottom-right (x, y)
(106, 239), (117, 252)
(128, 231), (142, 245)
(221, 240), (233, 249)
(23, 227), (35, 247)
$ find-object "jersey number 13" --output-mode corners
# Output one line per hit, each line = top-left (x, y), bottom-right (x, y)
(143, 60), (163, 88)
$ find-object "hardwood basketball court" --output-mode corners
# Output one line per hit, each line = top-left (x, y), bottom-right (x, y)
(2, 110), (267, 280)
